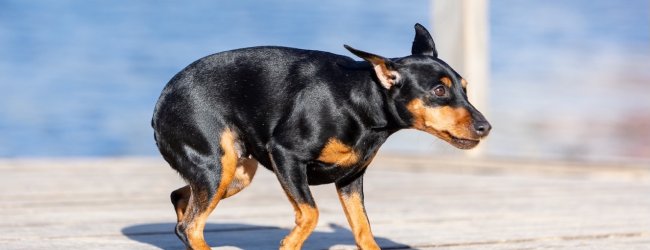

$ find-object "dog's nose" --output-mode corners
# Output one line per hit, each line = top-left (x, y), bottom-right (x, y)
(473, 121), (492, 137)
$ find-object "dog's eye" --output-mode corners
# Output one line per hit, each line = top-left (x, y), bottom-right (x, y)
(433, 86), (446, 97)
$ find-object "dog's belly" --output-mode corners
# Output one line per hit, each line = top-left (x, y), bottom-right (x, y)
(306, 162), (360, 185)
(305, 132), (387, 185)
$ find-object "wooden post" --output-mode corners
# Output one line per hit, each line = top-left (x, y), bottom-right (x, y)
(431, 0), (490, 157)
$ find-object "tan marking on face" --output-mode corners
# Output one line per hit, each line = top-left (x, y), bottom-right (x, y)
(281, 203), (319, 250)
(406, 99), (474, 141)
(441, 77), (452, 87)
(223, 157), (258, 198)
(337, 191), (380, 249)
(461, 78), (468, 88)
(317, 138), (359, 167)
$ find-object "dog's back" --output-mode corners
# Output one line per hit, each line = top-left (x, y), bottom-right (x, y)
(152, 46), (370, 167)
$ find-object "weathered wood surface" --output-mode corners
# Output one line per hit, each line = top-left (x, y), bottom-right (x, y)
(0, 155), (648, 249)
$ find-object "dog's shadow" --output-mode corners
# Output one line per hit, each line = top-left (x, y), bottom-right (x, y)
(122, 222), (413, 250)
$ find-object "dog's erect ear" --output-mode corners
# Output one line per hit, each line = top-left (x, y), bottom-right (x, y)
(412, 23), (437, 57)
(344, 45), (400, 89)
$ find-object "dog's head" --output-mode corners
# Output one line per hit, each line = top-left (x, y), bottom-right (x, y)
(345, 23), (491, 149)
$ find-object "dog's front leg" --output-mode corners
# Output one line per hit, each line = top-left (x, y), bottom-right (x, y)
(268, 147), (319, 250)
(336, 175), (380, 250)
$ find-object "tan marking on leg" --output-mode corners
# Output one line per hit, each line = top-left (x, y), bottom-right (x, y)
(317, 138), (359, 167)
(171, 185), (191, 222)
(223, 157), (258, 198)
(440, 76), (452, 87)
(267, 150), (319, 249)
(407, 99), (474, 140)
(183, 128), (240, 250)
(337, 191), (380, 250)
(280, 203), (319, 250)
(181, 193), (211, 250)
(186, 215), (210, 249)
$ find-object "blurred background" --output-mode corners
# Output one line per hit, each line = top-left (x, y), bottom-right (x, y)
(0, 0), (648, 164)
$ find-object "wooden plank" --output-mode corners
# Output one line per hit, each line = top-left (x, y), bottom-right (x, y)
(0, 157), (649, 249)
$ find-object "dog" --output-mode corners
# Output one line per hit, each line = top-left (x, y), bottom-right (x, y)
(152, 23), (491, 250)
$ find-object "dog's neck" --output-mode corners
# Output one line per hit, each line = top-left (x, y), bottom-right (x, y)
(340, 60), (411, 132)
(381, 90), (411, 131)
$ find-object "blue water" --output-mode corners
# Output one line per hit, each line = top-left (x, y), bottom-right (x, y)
(1, 0), (649, 162)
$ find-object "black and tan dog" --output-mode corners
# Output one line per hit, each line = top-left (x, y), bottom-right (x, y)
(152, 23), (490, 250)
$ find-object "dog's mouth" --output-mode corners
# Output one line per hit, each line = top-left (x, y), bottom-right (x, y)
(442, 131), (480, 149)
(419, 128), (481, 150)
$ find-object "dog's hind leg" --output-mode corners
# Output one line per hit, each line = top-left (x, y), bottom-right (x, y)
(172, 128), (239, 250)
(222, 157), (258, 199)
(170, 185), (191, 222)
(172, 153), (257, 224)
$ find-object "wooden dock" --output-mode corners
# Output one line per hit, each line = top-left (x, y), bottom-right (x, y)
(1, 155), (649, 249)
